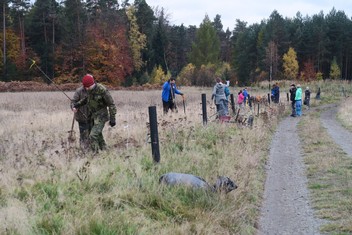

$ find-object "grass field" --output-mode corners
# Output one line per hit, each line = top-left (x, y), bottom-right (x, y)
(337, 97), (352, 131)
(0, 80), (351, 234)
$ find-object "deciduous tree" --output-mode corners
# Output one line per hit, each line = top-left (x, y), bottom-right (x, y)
(283, 47), (299, 80)
(126, 6), (146, 72)
(300, 59), (316, 81)
(265, 40), (279, 81)
(330, 57), (341, 79)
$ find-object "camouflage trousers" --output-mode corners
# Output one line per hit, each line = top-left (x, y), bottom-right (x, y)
(78, 121), (92, 149)
(89, 117), (107, 153)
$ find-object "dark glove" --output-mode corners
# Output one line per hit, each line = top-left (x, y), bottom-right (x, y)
(72, 102), (79, 109)
(109, 119), (116, 127)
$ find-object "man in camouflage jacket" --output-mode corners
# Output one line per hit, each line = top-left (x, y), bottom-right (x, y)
(71, 86), (91, 149)
(73, 74), (117, 152)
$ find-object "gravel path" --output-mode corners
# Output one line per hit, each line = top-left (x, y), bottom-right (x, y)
(258, 104), (352, 235)
(320, 106), (352, 156)
(257, 115), (322, 235)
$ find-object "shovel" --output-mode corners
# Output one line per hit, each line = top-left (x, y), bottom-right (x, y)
(68, 114), (76, 143)
(182, 96), (186, 114)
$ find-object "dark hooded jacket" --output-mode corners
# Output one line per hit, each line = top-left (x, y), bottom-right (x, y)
(289, 86), (296, 102)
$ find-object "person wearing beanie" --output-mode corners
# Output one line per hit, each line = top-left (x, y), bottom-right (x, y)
(71, 83), (91, 149)
(161, 77), (184, 114)
(73, 74), (117, 153)
(82, 74), (95, 88)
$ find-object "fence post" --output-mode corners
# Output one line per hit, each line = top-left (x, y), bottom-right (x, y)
(267, 93), (271, 105)
(230, 93), (235, 114)
(202, 93), (207, 125)
(248, 95), (252, 109)
(316, 87), (321, 99)
(148, 106), (160, 163)
(257, 103), (260, 116)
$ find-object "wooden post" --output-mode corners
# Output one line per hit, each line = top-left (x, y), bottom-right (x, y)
(316, 87), (321, 99)
(248, 95), (252, 109)
(202, 94), (207, 125)
(235, 108), (240, 122)
(148, 106), (160, 163)
(230, 93), (235, 114)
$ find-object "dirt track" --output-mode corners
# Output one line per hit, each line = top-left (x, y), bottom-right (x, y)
(257, 114), (322, 235)
(258, 103), (352, 234)
(320, 106), (352, 156)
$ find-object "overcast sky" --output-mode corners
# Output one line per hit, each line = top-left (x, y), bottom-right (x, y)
(146, 0), (352, 30)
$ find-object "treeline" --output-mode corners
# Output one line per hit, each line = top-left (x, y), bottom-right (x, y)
(1, 0), (352, 86)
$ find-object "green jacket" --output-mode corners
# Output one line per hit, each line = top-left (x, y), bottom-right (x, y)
(71, 86), (90, 123)
(295, 87), (302, 101)
(76, 83), (116, 122)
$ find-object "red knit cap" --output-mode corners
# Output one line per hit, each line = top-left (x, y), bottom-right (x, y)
(82, 74), (95, 88)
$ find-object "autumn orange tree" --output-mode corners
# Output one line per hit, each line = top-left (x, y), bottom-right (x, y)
(300, 60), (316, 81)
(84, 23), (133, 86)
(82, 1), (133, 86)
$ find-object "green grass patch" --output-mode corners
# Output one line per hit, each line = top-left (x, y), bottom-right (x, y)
(298, 108), (352, 234)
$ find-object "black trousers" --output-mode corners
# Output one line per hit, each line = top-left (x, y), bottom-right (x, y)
(163, 100), (176, 114)
(291, 101), (296, 116)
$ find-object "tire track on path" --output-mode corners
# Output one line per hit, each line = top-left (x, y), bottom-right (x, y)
(320, 106), (352, 156)
(258, 116), (322, 235)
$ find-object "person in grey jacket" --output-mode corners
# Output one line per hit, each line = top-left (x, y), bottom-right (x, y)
(211, 78), (228, 117)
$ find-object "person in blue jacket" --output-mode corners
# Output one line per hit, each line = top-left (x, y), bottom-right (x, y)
(271, 83), (280, 103)
(162, 77), (184, 114)
(243, 87), (248, 106)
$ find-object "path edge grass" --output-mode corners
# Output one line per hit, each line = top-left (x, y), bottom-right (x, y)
(298, 107), (352, 234)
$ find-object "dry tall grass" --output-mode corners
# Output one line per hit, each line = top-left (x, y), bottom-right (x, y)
(337, 97), (352, 131)
(0, 86), (284, 234)
(2, 79), (349, 234)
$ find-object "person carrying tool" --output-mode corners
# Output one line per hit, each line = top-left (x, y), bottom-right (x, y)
(73, 74), (117, 153)
(71, 85), (92, 149)
(161, 77), (184, 114)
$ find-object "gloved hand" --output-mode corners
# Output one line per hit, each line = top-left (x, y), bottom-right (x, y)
(109, 119), (116, 127)
(73, 102), (79, 109)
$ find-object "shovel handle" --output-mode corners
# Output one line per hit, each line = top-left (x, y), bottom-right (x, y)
(71, 114), (75, 130)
